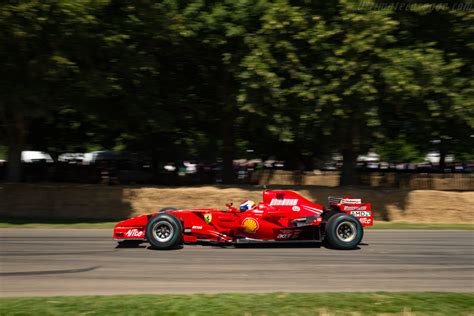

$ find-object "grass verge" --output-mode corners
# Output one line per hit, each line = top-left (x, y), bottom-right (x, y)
(1, 292), (473, 315)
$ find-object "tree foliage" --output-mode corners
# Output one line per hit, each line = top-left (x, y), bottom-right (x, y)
(0, 0), (472, 183)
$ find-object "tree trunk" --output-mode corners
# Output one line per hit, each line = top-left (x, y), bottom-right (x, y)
(339, 124), (359, 186)
(439, 145), (447, 172)
(6, 143), (23, 182)
(340, 147), (358, 186)
(221, 120), (235, 184)
(220, 92), (236, 184)
(5, 112), (26, 182)
(219, 67), (236, 184)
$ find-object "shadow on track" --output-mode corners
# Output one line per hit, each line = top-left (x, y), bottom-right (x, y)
(136, 241), (363, 251)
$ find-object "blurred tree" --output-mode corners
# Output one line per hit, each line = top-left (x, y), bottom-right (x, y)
(380, 6), (474, 170)
(374, 138), (423, 163)
(164, 0), (270, 182)
(0, 1), (187, 178)
(240, 0), (402, 184)
(0, 2), (96, 181)
(1, 0), (472, 184)
(240, 0), (473, 181)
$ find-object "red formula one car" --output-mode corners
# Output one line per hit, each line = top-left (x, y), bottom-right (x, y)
(114, 190), (373, 250)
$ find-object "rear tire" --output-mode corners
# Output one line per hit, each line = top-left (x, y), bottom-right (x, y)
(324, 213), (363, 250)
(146, 214), (183, 249)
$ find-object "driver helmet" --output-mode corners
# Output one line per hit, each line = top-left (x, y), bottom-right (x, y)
(239, 200), (256, 212)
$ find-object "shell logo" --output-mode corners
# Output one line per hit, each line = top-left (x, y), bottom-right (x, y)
(242, 217), (259, 233)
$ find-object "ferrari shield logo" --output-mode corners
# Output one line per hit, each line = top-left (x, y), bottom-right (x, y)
(204, 213), (212, 224)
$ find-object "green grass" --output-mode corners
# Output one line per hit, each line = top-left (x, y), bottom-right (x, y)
(368, 221), (474, 230)
(0, 292), (473, 315)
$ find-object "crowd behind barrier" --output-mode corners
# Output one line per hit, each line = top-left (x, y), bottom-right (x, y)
(0, 159), (472, 191)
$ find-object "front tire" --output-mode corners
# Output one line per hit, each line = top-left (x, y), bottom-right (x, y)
(146, 214), (183, 249)
(324, 213), (363, 250)
(159, 207), (177, 213)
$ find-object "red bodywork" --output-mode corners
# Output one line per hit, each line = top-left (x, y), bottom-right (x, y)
(114, 190), (373, 244)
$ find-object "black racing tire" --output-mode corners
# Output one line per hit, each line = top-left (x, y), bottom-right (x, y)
(146, 214), (183, 249)
(158, 207), (178, 213)
(324, 213), (363, 250)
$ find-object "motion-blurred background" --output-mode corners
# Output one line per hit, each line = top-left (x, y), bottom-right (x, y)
(0, 1), (472, 189)
(0, 3), (473, 312)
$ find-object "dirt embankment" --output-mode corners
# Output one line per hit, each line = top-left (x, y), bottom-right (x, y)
(1, 184), (473, 224)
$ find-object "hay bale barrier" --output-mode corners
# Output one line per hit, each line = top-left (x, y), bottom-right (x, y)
(1, 184), (473, 224)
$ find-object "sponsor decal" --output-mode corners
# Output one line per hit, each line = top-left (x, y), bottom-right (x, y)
(270, 198), (298, 206)
(350, 211), (372, 217)
(292, 206), (301, 212)
(241, 217), (259, 233)
(302, 205), (323, 214)
(276, 233), (292, 239)
(192, 226), (203, 230)
(359, 218), (372, 225)
(125, 229), (144, 238)
(341, 198), (362, 204)
(344, 206), (367, 211)
(204, 213), (212, 224)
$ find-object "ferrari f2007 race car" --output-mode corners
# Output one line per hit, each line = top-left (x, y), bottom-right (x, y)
(113, 190), (373, 250)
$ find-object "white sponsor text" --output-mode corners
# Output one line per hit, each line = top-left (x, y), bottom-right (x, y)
(270, 198), (298, 206)
(125, 229), (144, 238)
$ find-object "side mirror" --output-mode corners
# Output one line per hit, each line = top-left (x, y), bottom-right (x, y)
(226, 203), (237, 212)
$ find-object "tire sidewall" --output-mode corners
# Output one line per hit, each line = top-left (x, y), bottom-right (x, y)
(324, 213), (363, 250)
(158, 207), (177, 213)
(146, 214), (183, 249)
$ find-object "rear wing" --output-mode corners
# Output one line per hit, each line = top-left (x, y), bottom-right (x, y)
(328, 196), (362, 205)
(328, 196), (374, 226)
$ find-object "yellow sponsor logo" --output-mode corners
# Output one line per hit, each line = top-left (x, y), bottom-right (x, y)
(204, 213), (212, 224)
(242, 217), (259, 233)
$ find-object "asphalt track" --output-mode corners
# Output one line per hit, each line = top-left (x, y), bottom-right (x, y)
(1, 229), (473, 297)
